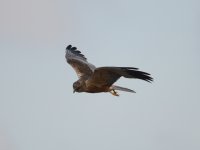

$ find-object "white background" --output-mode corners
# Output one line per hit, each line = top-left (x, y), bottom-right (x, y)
(0, 0), (200, 150)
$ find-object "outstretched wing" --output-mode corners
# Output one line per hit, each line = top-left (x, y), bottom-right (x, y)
(65, 45), (96, 79)
(88, 67), (153, 87)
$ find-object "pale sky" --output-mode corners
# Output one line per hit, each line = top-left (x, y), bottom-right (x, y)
(0, 0), (200, 150)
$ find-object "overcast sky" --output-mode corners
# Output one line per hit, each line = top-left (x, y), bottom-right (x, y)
(0, 0), (200, 150)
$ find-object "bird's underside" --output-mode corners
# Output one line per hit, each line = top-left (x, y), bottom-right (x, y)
(65, 45), (153, 96)
(84, 85), (132, 96)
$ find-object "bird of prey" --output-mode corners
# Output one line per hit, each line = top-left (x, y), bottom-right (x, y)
(65, 45), (153, 96)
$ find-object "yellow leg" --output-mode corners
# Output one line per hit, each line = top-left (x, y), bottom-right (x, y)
(110, 90), (119, 96)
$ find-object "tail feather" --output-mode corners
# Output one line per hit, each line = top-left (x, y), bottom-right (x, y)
(113, 85), (136, 93)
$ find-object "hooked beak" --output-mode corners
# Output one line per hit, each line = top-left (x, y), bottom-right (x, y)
(73, 89), (76, 93)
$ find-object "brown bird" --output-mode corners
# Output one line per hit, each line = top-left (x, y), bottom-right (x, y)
(65, 45), (153, 96)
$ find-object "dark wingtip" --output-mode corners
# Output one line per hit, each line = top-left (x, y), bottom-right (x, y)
(126, 68), (153, 83)
(127, 67), (139, 70)
(71, 47), (77, 50)
(137, 71), (153, 83)
(66, 45), (72, 50)
(144, 75), (154, 83)
(65, 45), (87, 60)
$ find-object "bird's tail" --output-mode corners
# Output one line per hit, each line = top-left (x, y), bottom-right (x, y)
(112, 85), (136, 93)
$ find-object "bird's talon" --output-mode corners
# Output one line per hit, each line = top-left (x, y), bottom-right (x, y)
(110, 90), (119, 96)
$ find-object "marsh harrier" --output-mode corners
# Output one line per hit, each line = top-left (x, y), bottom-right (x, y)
(65, 45), (153, 96)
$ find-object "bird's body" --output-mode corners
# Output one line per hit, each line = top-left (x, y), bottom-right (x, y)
(65, 45), (153, 96)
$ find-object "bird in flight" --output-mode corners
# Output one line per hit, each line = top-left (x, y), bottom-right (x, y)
(65, 45), (153, 96)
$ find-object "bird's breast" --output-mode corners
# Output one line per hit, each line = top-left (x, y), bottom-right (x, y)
(85, 81), (109, 93)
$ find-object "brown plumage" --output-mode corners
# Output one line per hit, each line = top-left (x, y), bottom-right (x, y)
(65, 45), (153, 96)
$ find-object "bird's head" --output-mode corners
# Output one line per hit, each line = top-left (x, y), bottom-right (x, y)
(73, 81), (82, 93)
